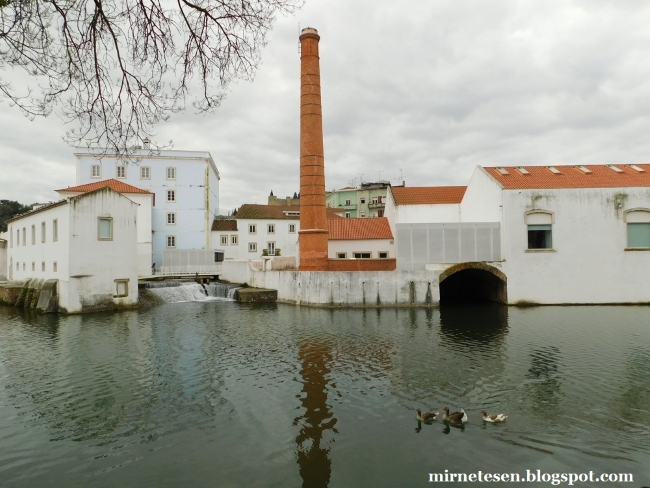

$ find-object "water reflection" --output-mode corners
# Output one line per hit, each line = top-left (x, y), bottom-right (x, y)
(294, 340), (337, 488)
(524, 346), (562, 415)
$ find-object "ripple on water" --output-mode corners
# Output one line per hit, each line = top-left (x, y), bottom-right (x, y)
(0, 304), (648, 487)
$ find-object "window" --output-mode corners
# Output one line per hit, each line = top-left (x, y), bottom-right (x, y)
(17, 228), (20, 246)
(360, 198), (366, 204)
(166, 167), (176, 180)
(372, 197), (378, 204)
(16, 262), (19, 271)
(360, 211), (366, 217)
(267, 242), (276, 256)
(98, 217), (113, 240)
(22, 227), (26, 246)
(248, 242), (257, 252)
(53, 262), (58, 272)
(22, 263), (25, 271)
(268, 224), (275, 234)
(114, 279), (129, 298)
(53, 219), (58, 242)
(353, 252), (371, 259)
(528, 225), (552, 249)
(249, 224), (256, 234)
(379, 252), (388, 259)
(289, 224), (296, 233)
(214, 252), (224, 262)
(525, 211), (554, 250)
(140, 166), (151, 179)
(166, 212), (176, 225)
(31, 225), (35, 245)
(231, 235), (238, 245)
(42, 262), (45, 271)
(41, 222), (46, 243)
(378, 209), (384, 217)
(344, 212), (351, 218)
(32, 262), (35, 271)
(91, 165), (101, 178)
(221, 235), (228, 245)
(625, 209), (650, 248)
(167, 190), (176, 202)
(167, 235), (176, 248)
(627, 224), (650, 248)
(345, 199), (351, 206)
(337, 252), (347, 259)
(116, 165), (126, 178)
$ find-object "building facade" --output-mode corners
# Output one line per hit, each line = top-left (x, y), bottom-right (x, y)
(74, 147), (219, 268)
(386, 164), (650, 304)
(326, 181), (391, 218)
(6, 187), (139, 313)
(56, 179), (153, 277)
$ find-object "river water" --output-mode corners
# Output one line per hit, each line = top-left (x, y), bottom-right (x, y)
(0, 301), (648, 487)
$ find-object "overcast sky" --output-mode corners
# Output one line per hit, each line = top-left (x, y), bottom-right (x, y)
(2, 0), (650, 214)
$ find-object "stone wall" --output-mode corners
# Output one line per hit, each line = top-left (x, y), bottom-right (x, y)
(219, 260), (439, 307)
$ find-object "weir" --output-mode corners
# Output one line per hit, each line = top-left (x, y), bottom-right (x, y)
(140, 281), (240, 304)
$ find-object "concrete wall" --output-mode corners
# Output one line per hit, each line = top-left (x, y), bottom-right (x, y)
(220, 261), (436, 306)
(501, 186), (650, 304)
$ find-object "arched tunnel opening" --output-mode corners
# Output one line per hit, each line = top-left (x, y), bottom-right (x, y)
(439, 267), (507, 305)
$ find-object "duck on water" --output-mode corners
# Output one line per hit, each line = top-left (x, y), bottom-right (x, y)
(441, 407), (468, 425)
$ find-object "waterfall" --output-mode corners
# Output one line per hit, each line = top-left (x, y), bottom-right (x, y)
(140, 281), (240, 304)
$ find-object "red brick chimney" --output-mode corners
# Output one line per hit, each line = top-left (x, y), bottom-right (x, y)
(299, 27), (329, 271)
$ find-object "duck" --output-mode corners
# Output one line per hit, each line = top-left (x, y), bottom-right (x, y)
(480, 409), (508, 422)
(441, 407), (468, 424)
(415, 408), (438, 422)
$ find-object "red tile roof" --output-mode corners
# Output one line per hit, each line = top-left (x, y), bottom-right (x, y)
(236, 204), (343, 220)
(483, 164), (650, 189)
(327, 217), (393, 240)
(211, 220), (238, 231)
(391, 186), (467, 205)
(56, 179), (152, 194)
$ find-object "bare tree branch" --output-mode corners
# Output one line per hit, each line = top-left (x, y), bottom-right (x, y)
(0, 0), (302, 158)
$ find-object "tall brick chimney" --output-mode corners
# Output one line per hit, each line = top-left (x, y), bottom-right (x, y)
(299, 27), (329, 271)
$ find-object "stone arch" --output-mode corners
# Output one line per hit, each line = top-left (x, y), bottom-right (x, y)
(439, 262), (507, 304)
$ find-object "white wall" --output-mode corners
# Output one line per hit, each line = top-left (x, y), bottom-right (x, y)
(328, 238), (394, 258)
(7, 203), (70, 283)
(0, 237), (6, 281)
(58, 190), (153, 277)
(215, 218), (300, 261)
(460, 167), (503, 222)
(501, 187), (650, 304)
(219, 262), (440, 306)
(65, 188), (139, 312)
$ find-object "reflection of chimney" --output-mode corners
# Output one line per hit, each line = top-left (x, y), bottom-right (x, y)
(142, 138), (151, 149)
(299, 27), (329, 271)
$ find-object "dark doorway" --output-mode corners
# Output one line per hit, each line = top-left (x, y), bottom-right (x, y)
(439, 265), (507, 304)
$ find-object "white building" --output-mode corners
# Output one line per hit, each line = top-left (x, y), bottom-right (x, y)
(327, 217), (394, 260)
(74, 147), (220, 268)
(387, 164), (650, 305)
(56, 179), (153, 277)
(6, 187), (139, 313)
(212, 204), (302, 261)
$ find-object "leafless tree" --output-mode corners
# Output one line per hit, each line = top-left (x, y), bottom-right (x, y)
(0, 0), (301, 156)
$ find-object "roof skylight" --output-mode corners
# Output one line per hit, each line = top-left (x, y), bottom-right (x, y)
(497, 167), (509, 175)
(547, 166), (562, 174)
(628, 164), (645, 172)
(607, 165), (623, 173)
